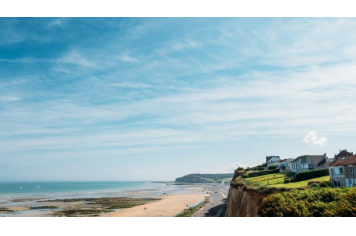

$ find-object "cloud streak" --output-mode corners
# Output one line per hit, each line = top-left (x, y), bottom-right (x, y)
(1, 18), (356, 180)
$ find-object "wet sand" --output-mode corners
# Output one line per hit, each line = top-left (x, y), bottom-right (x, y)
(101, 192), (207, 217)
(1, 184), (211, 217)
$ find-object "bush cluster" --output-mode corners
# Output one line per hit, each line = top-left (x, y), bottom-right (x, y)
(319, 181), (331, 188)
(294, 168), (329, 181)
(246, 169), (279, 177)
(258, 188), (356, 217)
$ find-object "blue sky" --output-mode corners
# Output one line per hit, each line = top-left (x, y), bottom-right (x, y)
(1, 18), (356, 181)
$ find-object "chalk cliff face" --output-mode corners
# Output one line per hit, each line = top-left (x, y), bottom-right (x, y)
(225, 171), (289, 217)
(225, 183), (268, 217)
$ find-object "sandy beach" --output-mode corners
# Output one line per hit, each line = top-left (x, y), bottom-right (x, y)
(102, 193), (207, 217)
(0, 183), (212, 217)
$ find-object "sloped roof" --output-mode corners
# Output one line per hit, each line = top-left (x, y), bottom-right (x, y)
(309, 156), (328, 167)
(266, 156), (280, 163)
(329, 155), (356, 166)
(291, 155), (328, 167)
(334, 149), (353, 159)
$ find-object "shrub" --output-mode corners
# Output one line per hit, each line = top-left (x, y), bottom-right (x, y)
(258, 188), (356, 217)
(284, 178), (290, 183)
(311, 183), (320, 188)
(319, 181), (329, 188)
(308, 181), (321, 186)
(294, 169), (329, 181)
(268, 166), (277, 170)
(246, 169), (279, 178)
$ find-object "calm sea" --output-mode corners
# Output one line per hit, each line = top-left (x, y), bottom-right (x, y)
(0, 181), (164, 201)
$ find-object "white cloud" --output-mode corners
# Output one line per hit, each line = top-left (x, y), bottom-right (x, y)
(112, 82), (151, 88)
(0, 96), (21, 102)
(226, 162), (253, 171)
(303, 131), (327, 146)
(118, 53), (139, 63)
(60, 50), (95, 68)
(46, 18), (64, 28)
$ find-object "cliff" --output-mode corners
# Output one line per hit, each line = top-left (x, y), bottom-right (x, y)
(225, 171), (289, 217)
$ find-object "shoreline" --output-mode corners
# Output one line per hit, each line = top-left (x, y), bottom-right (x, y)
(101, 192), (208, 217)
(0, 183), (212, 217)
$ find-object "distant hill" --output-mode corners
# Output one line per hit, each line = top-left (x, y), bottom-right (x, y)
(175, 173), (234, 183)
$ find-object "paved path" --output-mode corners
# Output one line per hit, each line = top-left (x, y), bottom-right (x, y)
(193, 184), (229, 217)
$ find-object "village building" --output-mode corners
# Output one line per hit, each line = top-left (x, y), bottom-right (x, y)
(328, 150), (356, 187)
(265, 156), (280, 170)
(278, 158), (293, 173)
(290, 154), (329, 173)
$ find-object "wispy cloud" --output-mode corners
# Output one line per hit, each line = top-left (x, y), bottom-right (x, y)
(46, 18), (65, 29)
(60, 50), (95, 68)
(0, 95), (21, 102)
(117, 53), (139, 63)
(1, 18), (356, 180)
(112, 82), (151, 88)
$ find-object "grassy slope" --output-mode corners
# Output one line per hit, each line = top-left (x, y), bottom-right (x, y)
(244, 173), (287, 186)
(271, 176), (330, 188)
(176, 199), (209, 217)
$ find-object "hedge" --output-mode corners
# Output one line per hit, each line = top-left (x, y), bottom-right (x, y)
(258, 188), (356, 217)
(294, 168), (329, 181)
(246, 169), (279, 177)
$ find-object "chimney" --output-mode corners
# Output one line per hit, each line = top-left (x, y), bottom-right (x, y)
(324, 153), (328, 161)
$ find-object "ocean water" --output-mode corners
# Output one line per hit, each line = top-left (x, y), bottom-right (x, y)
(0, 181), (165, 202)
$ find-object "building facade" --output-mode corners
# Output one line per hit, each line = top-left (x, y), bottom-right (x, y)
(328, 154), (356, 187)
(290, 154), (329, 173)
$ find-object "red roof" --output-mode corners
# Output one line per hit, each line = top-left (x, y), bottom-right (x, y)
(329, 155), (356, 166)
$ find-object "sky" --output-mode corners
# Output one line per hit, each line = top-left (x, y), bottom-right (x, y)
(1, 18), (356, 181)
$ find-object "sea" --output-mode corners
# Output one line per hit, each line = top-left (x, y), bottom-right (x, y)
(0, 181), (172, 203)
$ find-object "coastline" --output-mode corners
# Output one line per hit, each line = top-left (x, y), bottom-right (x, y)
(101, 192), (207, 217)
(0, 183), (211, 217)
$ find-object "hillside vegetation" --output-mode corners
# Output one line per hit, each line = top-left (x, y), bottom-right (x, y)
(241, 168), (330, 188)
(175, 173), (233, 183)
(259, 188), (356, 217)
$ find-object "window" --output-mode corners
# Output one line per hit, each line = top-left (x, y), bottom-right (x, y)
(346, 178), (354, 187)
(349, 165), (355, 174)
(291, 163), (297, 170)
(331, 168), (335, 177)
(302, 164), (308, 169)
(333, 179), (341, 187)
(339, 167), (344, 174)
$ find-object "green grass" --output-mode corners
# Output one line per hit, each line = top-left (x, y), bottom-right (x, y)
(244, 173), (288, 186)
(0, 207), (13, 212)
(176, 199), (209, 217)
(271, 176), (330, 188)
(43, 197), (160, 217)
(30, 205), (59, 210)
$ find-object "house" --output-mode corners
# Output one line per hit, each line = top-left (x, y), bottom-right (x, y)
(265, 156), (280, 170)
(333, 149), (353, 161)
(290, 154), (329, 173)
(328, 153), (356, 187)
(278, 158), (293, 173)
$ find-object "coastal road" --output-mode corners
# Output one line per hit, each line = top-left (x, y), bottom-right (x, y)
(193, 184), (229, 217)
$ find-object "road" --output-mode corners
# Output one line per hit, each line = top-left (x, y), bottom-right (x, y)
(193, 184), (229, 217)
